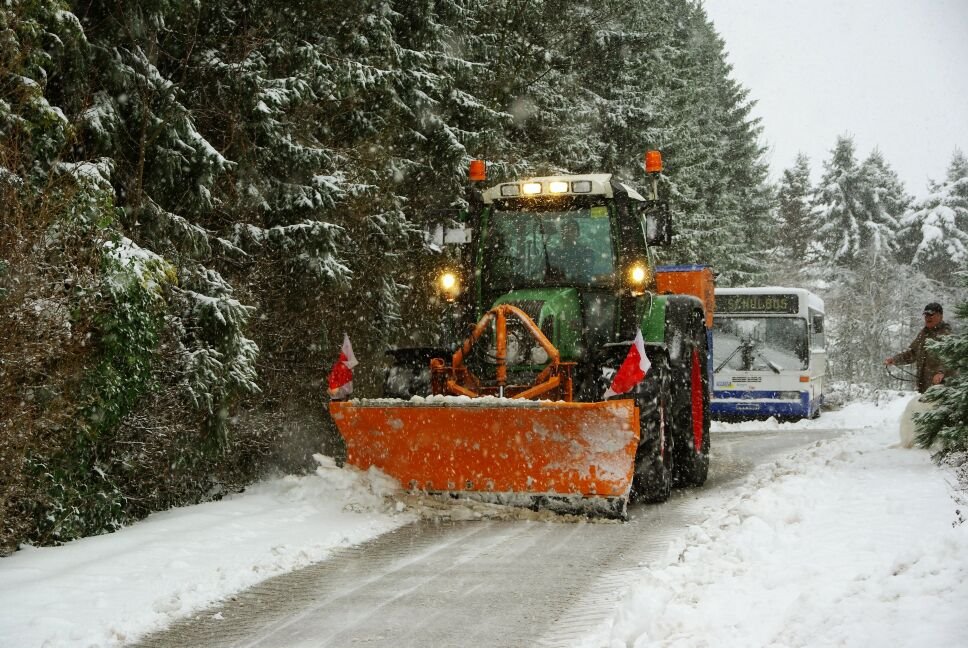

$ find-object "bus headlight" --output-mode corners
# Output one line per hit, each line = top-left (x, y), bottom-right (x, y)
(437, 270), (461, 302)
(627, 262), (650, 296)
(778, 391), (802, 400)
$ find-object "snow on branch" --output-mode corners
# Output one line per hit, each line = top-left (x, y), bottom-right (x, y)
(173, 266), (261, 411)
(57, 158), (115, 191)
(102, 236), (176, 298)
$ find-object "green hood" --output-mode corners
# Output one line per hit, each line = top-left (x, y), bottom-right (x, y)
(491, 288), (582, 360)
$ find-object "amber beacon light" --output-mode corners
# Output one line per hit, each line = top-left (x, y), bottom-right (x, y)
(644, 150), (663, 174)
(469, 159), (487, 182)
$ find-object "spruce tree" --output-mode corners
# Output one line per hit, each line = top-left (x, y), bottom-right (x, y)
(776, 154), (815, 261)
(857, 149), (909, 263)
(897, 150), (968, 284)
(588, 0), (772, 284)
(814, 141), (909, 272)
(814, 136), (866, 270)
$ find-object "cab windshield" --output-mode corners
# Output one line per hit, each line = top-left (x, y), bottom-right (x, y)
(482, 205), (617, 289)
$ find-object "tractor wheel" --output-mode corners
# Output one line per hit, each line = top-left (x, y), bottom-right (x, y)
(670, 316), (710, 487)
(630, 351), (674, 503)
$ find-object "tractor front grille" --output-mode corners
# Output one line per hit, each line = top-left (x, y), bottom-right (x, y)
(508, 299), (544, 324)
(507, 299), (555, 345)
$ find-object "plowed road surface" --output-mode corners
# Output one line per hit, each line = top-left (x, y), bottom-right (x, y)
(138, 428), (838, 648)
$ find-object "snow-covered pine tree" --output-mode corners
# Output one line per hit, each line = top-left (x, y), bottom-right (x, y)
(1, 3), (182, 542)
(449, 0), (597, 177)
(776, 153), (816, 262)
(811, 138), (915, 387)
(67, 1), (262, 426)
(897, 150), (968, 284)
(185, 1), (358, 416)
(813, 141), (907, 273)
(0, 1), (138, 549)
(813, 136), (868, 270)
(550, 0), (652, 177)
(856, 149), (909, 263)
(374, 0), (516, 348)
(634, 0), (772, 284)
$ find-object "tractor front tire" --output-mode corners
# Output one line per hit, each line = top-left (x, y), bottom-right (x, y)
(630, 351), (674, 503)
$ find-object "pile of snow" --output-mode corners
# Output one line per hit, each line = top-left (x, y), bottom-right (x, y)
(590, 396), (968, 647)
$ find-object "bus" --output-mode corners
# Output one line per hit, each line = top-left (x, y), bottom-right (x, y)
(710, 287), (826, 420)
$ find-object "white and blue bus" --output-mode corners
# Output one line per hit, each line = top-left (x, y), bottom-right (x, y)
(711, 287), (826, 419)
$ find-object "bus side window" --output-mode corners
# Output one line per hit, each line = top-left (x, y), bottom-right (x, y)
(810, 311), (825, 349)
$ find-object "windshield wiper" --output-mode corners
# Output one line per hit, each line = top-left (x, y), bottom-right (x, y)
(537, 219), (555, 279)
(715, 337), (781, 373)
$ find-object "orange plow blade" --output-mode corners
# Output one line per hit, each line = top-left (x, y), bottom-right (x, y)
(329, 398), (640, 519)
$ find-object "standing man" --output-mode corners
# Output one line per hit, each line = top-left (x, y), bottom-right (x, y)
(885, 302), (952, 393)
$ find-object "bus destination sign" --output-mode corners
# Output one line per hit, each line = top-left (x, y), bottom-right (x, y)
(717, 293), (799, 315)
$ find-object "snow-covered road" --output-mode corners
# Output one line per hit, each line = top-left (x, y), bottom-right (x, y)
(1, 393), (966, 647)
(132, 425), (831, 648)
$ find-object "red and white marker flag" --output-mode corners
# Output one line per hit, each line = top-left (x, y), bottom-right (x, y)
(327, 333), (358, 400)
(603, 328), (651, 398)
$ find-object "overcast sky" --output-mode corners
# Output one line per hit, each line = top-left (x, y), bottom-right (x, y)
(701, 0), (968, 198)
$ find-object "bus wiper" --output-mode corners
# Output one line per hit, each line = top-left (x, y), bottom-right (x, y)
(714, 342), (744, 373)
(750, 339), (782, 373)
(715, 337), (781, 374)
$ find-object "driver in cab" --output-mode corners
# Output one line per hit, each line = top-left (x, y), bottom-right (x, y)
(550, 217), (596, 281)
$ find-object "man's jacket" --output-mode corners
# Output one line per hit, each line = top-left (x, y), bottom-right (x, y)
(891, 321), (953, 392)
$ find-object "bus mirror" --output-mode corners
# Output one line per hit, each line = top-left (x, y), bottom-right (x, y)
(645, 200), (672, 247)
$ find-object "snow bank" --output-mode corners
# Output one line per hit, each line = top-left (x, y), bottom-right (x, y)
(593, 396), (968, 647)
(0, 456), (413, 648)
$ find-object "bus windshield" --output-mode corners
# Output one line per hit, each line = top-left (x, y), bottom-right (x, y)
(482, 206), (616, 289)
(713, 316), (809, 372)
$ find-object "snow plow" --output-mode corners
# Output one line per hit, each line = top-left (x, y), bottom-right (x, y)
(329, 154), (714, 519)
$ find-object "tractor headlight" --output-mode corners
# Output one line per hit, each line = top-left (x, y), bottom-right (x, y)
(627, 262), (650, 296)
(437, 270), (461, 302)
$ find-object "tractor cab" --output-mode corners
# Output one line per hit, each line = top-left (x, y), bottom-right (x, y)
(447, 173), (670, 398)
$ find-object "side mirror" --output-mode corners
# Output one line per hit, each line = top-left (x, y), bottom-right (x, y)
(644, 200), (672, 247)
(426, 223), (473, 248)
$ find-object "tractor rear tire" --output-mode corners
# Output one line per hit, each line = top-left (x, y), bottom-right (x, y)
(670, 316), (710, 487)
(630, 351), (674, 503)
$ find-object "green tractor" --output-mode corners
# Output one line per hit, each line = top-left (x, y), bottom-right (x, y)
(331, 155), (713, 517)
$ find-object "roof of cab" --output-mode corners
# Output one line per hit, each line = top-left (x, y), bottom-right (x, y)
(481, 174), (646, 204)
